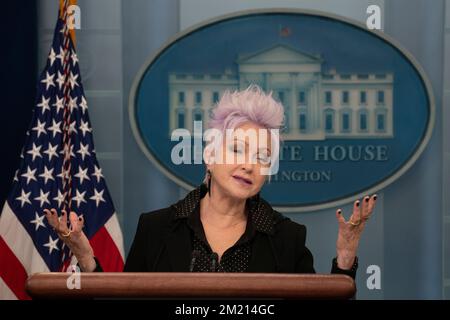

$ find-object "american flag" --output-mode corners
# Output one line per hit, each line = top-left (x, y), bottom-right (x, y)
(0, 2), (124, 299)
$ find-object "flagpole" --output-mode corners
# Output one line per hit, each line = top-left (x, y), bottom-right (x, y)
(59, 0), (77, 269)
(61, 0), (74, 213)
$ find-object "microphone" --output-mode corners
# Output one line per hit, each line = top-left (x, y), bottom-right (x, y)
(210, 252), (219, 272)
(189, 250), (200, 272)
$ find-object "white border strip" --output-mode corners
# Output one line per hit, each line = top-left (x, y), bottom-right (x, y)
(0, 201), (49, 274)
(0, 277), (17, 300)
(105, 213), (125, 260)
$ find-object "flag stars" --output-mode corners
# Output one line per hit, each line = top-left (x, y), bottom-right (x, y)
(43, 236), (59, 254)
(53, 190), (65, 208)
(69, 120), (78, 135)
(31, 119), (47, 138)
(90, 188), (106, 207)
(41, 71), (55, 90)
(71, 51), (79, 66)
(68, 71), (79, 89)
(74, 166), (90, 184)
(30, 212), (46, 231)
(68, 96), (78, 113)
(16, 190), (31, 207)
(77, 142), (90, 161)
(48, 120), (62, 137)
(92, 165), (104, 183)
(57, 169), (70, 182)
(53, 95), (64, 114)
(43, 142), (59, 161)
(26, 143), (42, 161)
(37, 95), (51, 114)
(60, 144), (75, 158)
(39, 166), (55, 184)
(34, 189), (51, 207)
(21, 166), (37, 184)
(8, 20), (117, 265)
(48, 48), (56, 67)
(56, 46), (66, 65)
(72, 190), (87, 207)
(79, 120), (92, 137)
(56, 71), (65, 90)
(79, 96), (88, 114)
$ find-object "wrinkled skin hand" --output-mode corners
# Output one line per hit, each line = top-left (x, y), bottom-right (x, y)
(335, 194), (377, 269)
(44, 208), (96, 271)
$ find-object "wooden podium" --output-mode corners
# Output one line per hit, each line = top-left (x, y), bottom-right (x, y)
(26, 273), (356, 299)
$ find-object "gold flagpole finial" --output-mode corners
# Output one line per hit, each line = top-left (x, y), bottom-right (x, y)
(59, 0), (78, 47)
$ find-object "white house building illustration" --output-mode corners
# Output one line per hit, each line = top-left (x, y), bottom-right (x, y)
(168, 45), (393, 140)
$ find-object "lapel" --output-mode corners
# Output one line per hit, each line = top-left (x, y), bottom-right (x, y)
(162, 183), (281, 272)
(162, 186), (204, 272)
(164, 221), (192, 272)
(247, 233), (278, 272)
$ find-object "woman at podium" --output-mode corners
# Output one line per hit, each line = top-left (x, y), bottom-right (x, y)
(44, 85), (376, 277)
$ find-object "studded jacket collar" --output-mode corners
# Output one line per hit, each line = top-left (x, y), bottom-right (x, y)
(171, 183), (278, 235)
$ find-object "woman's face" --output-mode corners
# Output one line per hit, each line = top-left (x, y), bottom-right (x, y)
(207, 121), (273, 201)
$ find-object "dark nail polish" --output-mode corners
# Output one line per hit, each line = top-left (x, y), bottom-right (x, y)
(356, 201), (360, 207)
(374, 195), (377, 201)
(337, 209), (342, 214)
(78, 217), (82, 221)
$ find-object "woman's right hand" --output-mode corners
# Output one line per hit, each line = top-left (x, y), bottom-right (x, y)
(44, 208), (96, 272)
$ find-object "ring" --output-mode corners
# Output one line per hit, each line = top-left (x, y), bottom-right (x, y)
(61, 230), (72, 237)
(348, 219), (361, 226)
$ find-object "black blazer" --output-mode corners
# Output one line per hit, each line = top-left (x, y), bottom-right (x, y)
(119, 185), (356, 277)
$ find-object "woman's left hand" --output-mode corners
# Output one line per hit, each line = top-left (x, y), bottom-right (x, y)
(335, 194), (377, 269)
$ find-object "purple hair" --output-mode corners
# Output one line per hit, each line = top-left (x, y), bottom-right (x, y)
(203, 85), (285, 182)
(208, 84), (285, 132)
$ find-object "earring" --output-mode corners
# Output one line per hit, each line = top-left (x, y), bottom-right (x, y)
(207, 169), (212, 197)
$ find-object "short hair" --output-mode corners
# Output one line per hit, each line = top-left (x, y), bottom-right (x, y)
(203, 85), (285, 182)
(208, 84), (285, 132)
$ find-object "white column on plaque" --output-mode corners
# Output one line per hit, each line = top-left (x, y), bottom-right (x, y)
(169, 88), (174, 133)
(316, 72), (323, 133)
(307, 78), (312, 135)
(290, 73), (298, 135)
(186, 89), (193, 133)
(312, 82), (319, 133)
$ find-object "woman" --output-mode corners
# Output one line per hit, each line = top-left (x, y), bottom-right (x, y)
(44, 85), (376, 276)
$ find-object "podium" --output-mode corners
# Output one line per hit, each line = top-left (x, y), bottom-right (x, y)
(26, 273), (356, 299)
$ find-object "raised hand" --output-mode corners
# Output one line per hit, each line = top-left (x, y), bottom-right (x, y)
(335, 194), (377, 269)
(44, 208), (96, 271)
